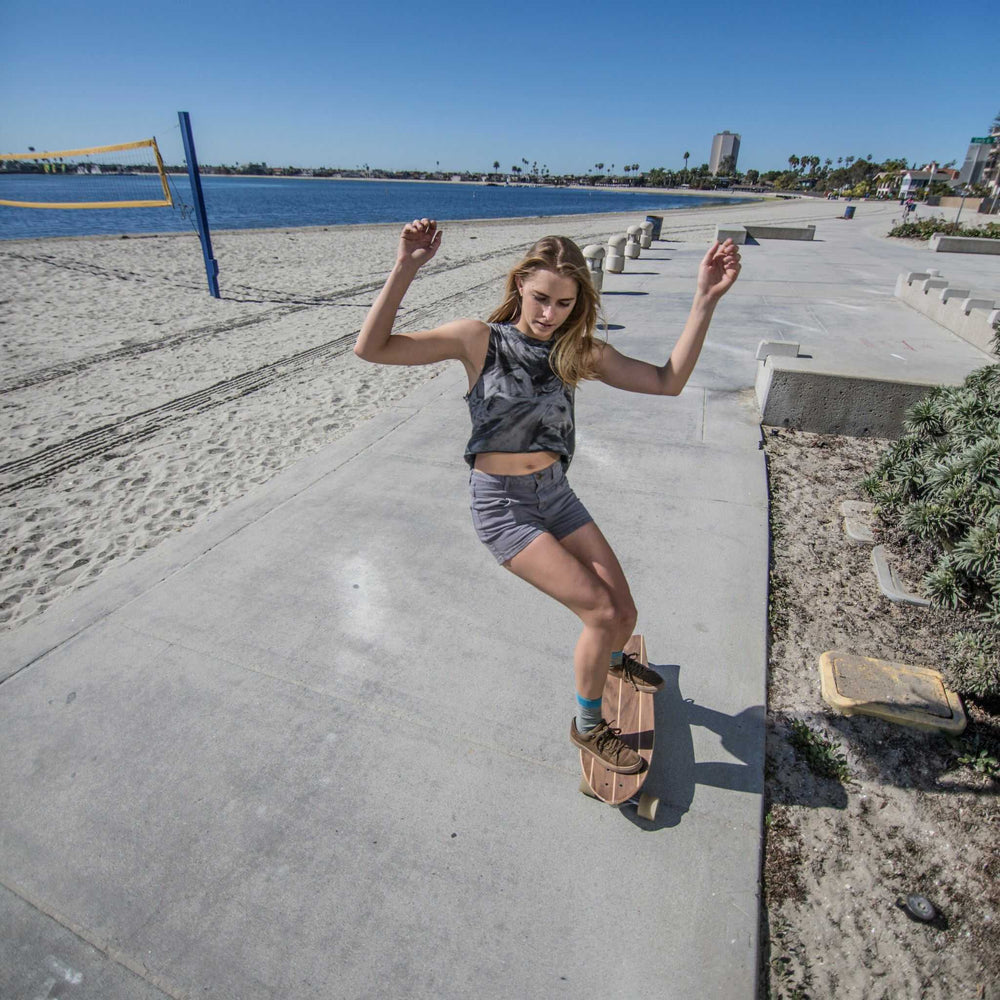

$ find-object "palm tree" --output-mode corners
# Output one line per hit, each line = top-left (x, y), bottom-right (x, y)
(493, 160), (500, 173)
(683, 151), (690, 172)
(788, 154), (799, 172)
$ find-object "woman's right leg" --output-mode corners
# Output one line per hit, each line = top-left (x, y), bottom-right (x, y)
(503, 531), (629, 702)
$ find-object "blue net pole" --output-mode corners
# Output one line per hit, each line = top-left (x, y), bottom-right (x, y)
(178, 111), (220, 298)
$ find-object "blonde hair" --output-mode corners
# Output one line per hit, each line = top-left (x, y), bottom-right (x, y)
(487, 236), (602, 387)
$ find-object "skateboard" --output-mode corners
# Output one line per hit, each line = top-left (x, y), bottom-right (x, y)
(578, 634), (658, 820)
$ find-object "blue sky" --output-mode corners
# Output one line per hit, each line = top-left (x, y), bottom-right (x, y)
(2, 0), (996, 174)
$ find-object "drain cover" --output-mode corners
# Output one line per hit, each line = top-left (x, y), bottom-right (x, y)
(819, 652), (966, 734)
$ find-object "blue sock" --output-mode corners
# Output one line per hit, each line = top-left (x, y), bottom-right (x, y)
(610, 651), (623, 667)
(576, 693), (603, 733)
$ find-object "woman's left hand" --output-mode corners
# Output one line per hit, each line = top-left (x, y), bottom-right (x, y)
(697, 238), (741, 300)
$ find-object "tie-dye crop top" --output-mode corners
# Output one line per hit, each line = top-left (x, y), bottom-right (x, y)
(464, 322), (575, 469)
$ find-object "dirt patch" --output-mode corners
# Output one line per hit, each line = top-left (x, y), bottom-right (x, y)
(761, 426), (1000, 1000)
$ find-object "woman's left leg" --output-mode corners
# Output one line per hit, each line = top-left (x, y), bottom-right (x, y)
(557, 520), (637, 651)
(556, 520), (637, 696)
(558, 519), (663, 695)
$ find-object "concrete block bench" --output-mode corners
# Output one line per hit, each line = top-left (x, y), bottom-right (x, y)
(717, 224), (817, 243)
(929, 234), (1000, 255)
(744, 224), (816, 241)
(755, 355), (944, 437)
(715, 224), (747, 245)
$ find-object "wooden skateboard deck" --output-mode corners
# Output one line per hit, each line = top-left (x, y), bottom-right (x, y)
(579, 634), (658, 819)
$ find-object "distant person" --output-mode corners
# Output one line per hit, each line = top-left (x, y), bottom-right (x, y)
(355, 221), (741, 772)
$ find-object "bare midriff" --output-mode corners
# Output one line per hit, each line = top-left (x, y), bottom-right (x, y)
(472, 450), (561, 476)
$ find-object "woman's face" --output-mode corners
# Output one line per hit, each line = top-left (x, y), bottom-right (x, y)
(515, 269), (578, 340)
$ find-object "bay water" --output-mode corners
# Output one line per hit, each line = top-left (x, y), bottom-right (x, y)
(0, 173), (756, 240)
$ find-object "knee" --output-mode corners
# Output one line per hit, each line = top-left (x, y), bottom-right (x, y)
(619, 597), (638, 634)
(584, 587), (636, 634)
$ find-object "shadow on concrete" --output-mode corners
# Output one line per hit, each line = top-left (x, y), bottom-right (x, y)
(618, 663), (765, 831)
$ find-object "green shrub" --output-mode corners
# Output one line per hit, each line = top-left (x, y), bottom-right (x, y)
(946, 631), (1000, 701)
(786, 719), (850, 781)
(887, 219), (1000, 241)
(862, 349), (1000, 697)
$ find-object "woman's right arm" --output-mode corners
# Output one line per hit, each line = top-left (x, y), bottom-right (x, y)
(354, 218), (484, 367)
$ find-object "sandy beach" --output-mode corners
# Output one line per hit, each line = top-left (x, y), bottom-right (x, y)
(1, 196), (822, 631)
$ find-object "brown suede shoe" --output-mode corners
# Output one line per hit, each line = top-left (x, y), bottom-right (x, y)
(571, 718), (643, 774)
(610, 652), (664, 693)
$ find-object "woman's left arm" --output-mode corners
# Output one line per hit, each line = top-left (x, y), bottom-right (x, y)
(594, 238), (741, 396)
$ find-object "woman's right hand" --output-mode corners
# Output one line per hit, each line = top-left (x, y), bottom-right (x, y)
(397, 218), (442, 269)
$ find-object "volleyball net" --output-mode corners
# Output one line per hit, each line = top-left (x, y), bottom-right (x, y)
(0, 138), (172, 209)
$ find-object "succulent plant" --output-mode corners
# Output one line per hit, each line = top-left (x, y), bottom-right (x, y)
(862, 352), (1000, 697)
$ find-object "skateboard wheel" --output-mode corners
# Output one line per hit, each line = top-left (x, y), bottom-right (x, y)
(637, 793), (659, 821)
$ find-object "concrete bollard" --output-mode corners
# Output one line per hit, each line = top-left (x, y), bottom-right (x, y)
(606, 234), (627, 273)
(639, 220), (654, 249)
(625, 225), (643, 259)
(582, 244), (606, 292)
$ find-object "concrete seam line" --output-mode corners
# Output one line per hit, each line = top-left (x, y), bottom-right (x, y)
(0, 875), (184, 999)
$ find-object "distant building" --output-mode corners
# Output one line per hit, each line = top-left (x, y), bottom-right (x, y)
(894, 167), (956, 200)
(958, 139), (995, 186)
(977, 128), (1000, 197)
(710, 131), (740, 175)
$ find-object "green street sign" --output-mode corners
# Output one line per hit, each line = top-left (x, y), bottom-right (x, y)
(970, 136), (996, 144)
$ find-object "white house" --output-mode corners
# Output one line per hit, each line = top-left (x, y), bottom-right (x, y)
(897, 167), (956, 199)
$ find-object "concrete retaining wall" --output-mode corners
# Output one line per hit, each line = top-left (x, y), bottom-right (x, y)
(931, 196), (995, 212)
(755, 357), (945, 437)
(929, 234), (1000, 255)
(894, 271), (999, 356)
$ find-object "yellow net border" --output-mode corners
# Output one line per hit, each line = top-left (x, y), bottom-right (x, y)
(0, 138), (172, 209)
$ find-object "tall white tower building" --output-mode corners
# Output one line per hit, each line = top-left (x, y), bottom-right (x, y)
(710, 131), (741, 175)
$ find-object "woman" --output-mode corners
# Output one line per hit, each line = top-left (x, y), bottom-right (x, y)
(355, 219), (741, 773)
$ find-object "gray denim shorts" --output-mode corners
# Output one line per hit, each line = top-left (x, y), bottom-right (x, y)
(468, 461), (593, 564)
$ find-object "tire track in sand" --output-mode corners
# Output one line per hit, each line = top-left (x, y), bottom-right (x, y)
(0, 274), (501, 495)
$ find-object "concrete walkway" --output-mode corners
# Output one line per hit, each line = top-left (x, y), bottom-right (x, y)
(2, 200), (996, 1000)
